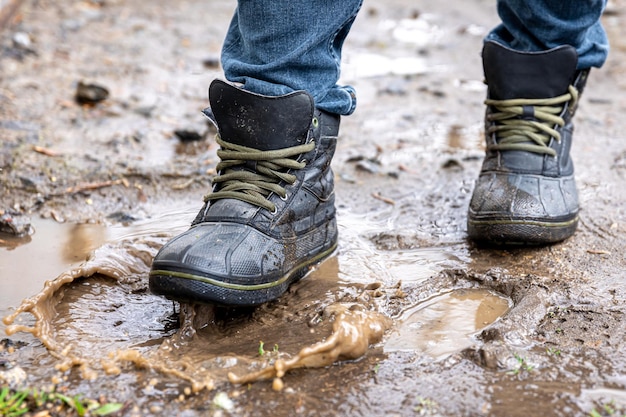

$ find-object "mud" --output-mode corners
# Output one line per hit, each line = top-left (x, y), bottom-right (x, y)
(1, 0), (626, 416)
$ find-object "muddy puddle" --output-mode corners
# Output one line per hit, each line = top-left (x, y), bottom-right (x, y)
(2, 0), (626, 415)
(1, 207), (514, 412)
(9, 212), (622, 417)
(385, 289), (511, 359)
(0, 208), (195, 334)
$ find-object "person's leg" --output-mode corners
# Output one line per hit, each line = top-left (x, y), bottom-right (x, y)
(487, 0), (609, 69)
(468, 0), (609, 244)
(149, 1), (363, 306)
(222, 0), (363, 115)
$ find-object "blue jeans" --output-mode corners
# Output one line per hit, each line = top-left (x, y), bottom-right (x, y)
(221, 0), (609, 115)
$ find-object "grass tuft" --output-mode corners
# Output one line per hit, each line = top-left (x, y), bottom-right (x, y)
(0, 386), (123, 416)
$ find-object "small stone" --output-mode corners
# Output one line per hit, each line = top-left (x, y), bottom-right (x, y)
(75, 81), (109, 105)
(0, 366), (27, 388)
(212, 392), (234, 412)
(174, 130), (203, 142)
(0, 211), (32, 236)
(202, 56), (220, 68)
(12, 32), (33, 50)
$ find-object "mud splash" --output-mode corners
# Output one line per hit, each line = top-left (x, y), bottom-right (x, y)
(228, 304), (392, 391)
(1, 214), (398, 392)
(2, 213), (512, 395)
(1, 0), (625, 414)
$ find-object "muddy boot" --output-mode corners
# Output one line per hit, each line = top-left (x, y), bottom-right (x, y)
(149, 80), (339, 306)
(467, 41), (589, 245)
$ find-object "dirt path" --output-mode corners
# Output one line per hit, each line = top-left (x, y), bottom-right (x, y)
(1, 0), (625, 416)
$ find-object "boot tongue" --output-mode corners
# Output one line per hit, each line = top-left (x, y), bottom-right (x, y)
(483, 41), (578, 100)
(208, 79), (315, 151)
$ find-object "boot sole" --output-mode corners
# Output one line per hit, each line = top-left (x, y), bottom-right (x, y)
(467, 216), (578, 245)
(149, 242), (337, 306)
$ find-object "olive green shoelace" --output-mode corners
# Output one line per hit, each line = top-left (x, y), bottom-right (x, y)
(485, 85), (578, 157)
(204, 135), (315, 212)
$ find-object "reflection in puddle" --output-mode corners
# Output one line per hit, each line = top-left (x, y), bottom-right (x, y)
(53, 276), (175, 353)
(0, 221), (107, 327)
(61, 224), (108, 263)
(0, 207), (197, 335)
(385, 289), (511, 359)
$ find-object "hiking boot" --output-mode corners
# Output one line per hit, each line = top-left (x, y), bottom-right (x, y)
(467, 41), (589, 245)
(149, 80), (340, 306)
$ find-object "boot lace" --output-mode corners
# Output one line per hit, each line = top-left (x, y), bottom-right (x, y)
(485, 85), (578, 157)
(204, 135), (315, 212)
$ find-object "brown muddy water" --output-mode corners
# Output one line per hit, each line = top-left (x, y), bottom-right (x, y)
(1, 0), (626, 416)
(1, 210), (511, 416)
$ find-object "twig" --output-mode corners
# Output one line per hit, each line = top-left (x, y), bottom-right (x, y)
(398, 164), (419, 175)
(586, 249), (611, 255)
(372, 192), (395, 205)
(32, 145), (61, 157)
(171, 178), (196, 190)
(64, 179), (124, 194)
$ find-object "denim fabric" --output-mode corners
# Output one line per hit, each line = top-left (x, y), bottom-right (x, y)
(221, 0), (609, 115)
(221, 0), (363, 115)
(487, 0), (609, 70)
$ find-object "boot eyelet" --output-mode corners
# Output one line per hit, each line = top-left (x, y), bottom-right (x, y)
(270, 206), (278, 215)
(312, 117), (319, 128)
(280, 194), (288, 201)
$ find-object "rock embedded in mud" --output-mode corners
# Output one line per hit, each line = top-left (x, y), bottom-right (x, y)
(0, 211), (32, 236)
(174, 129), (204, 142)
(202, 56), (220, 68)
(12, 32), (36, 54)
(355, 159), (381, 174)
(0, 366), (27, 388)
(75, 81), (109, 105)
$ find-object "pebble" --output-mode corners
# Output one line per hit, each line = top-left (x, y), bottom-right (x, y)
(0, 366), (27, 388)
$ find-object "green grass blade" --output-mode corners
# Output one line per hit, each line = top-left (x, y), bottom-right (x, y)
(93, 402), (124, 416)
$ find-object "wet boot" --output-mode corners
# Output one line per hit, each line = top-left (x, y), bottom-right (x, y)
(467, 41), (588, 245)
(149, 80), (339, 306)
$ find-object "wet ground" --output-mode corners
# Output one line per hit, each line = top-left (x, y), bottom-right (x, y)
(1, 0), (626, 416)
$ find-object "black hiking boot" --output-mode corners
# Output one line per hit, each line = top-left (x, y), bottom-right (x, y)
(467, 41), (589, 245)
(149, 80), (340, 306)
